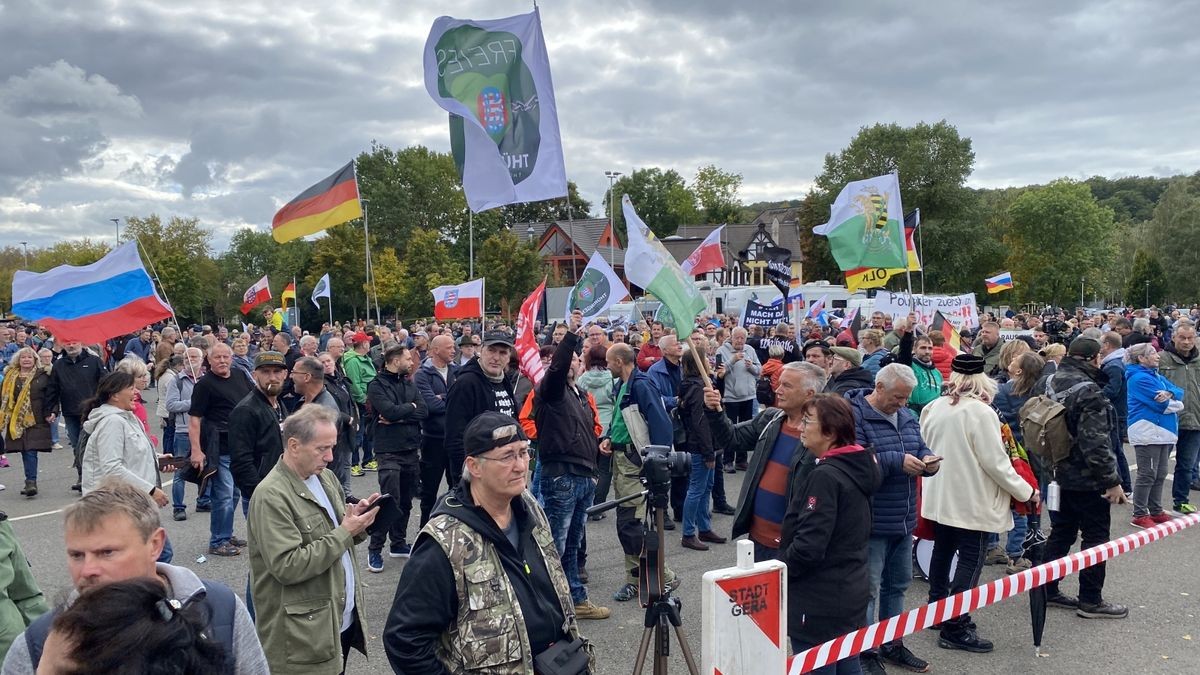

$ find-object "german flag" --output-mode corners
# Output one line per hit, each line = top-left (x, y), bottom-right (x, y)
(272, 161), (362, 243)
(281, 282), (296, 309)
(931, 310), (961, 352)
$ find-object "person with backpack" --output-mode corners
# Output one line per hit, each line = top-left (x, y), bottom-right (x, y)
(2, 478), (266, 673)
(1040, 337), (1129, 619)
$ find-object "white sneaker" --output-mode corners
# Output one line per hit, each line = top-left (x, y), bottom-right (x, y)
(0, 484), (5, 491)
(52, 443), (63, 450)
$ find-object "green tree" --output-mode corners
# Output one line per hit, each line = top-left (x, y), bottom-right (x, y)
(393, 229), (465, 319)
(355, 143), (467, 255)
(218, 228), (311, 323)
(500, 180), (593, 224)
(307, 225), (369, 321)
(692, 164), (743, 224)
(800, 121), (984, 290)
(1005, 179), (1116, 307)
(123, 215), (220, 323)
(1146, 174), (1200, 302)
(603, 168), (698, 239)
(1124, 249), (1168, 307)
(475, 229), (543, 319)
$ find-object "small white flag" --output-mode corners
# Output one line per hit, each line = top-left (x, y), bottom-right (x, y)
(311, 273), (331, 309)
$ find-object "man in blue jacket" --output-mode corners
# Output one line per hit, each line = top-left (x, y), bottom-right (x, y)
(646, 335), (688, 527)
(606, 342), (678, 603)
(413, 335), (458, 527)
(847, 363), (940, 674)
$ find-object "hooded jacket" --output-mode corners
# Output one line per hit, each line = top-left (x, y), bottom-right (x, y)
(845, 389), (933, 537)
(368, 368), (427, 459)
(826, 366), (874, 396)
(1157, 344), (1200, 431)
(1125, 363), (1185, 445)
(443, 358), (517, 478)
(383, 483), (586, 675)
(80, 404), (159, 495)
(1100, 347), (1128, 433)
(1045, 357), (1121, 492)
(780, 445), (881, 644)
(896, 331), (943, 413)
(576, 368), (617, 437)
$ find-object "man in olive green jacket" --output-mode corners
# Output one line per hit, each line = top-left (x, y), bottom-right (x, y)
(248, 405), (380, 674)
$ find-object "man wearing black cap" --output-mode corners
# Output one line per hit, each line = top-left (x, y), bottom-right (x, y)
(228, 351), (290, 501)
(443, 331), (517, 486)
(384, 412), (595, 673)
(1041, 337), (1128, 619)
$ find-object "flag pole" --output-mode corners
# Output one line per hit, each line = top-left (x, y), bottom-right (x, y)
(917, 210), (926, 295)
(130, 235), (183, 333)
(469, 210), (474, 278)
(293, 275), (298, 329)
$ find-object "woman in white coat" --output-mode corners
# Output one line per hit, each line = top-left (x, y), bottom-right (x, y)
(919, 354), (1038, 655)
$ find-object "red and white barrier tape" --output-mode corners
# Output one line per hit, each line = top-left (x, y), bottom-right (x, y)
(789, 512), (1200, 674)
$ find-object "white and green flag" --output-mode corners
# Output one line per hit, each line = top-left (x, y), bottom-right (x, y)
(565, 252), (630, 323)
(814, 172), (906, 270)
(424, 8), (567, 213)
(622, 195), (705, 333)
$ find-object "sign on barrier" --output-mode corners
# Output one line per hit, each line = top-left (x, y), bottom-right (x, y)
(702, 539), (787, 675)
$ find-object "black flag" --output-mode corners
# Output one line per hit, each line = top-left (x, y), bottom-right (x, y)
(762, 246), (792, 298)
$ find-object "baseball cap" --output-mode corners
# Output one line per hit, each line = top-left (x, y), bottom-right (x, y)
(348, 332), (372, 346)
(829, 346), (862, 367)
(253, 351), (287, 370)
(413, 331), (429, 339)
(464, 412), (529, 457)
(482, 330), (514, 349)
(1067, 337), (1102, 360)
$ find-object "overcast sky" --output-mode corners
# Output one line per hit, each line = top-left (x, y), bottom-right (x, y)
(2, 0), (1196, 250)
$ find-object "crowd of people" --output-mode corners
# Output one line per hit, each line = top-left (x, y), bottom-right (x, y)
(0, 299), (1196, 673)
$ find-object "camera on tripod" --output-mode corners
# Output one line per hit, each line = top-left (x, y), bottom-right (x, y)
(640, 445), (690, 500)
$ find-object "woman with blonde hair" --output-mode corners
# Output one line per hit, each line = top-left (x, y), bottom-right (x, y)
(0, 347), (54, 497)
(918, 354), (1038, 653)
(1038, 343), (1066, 376)
(996, 340), (1031, 385)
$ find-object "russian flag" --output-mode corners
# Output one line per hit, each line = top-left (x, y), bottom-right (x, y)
(985, 272), (1014, 294)
(806, 294), (829, 327)
(11, 242), (172, 344)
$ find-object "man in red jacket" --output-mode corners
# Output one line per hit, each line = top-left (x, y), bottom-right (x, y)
(636, 321), (666, 370)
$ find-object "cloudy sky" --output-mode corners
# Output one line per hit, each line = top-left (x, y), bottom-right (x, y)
(1, 0), (1196, 250)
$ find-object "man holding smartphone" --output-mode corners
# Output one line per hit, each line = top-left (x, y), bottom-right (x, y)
(847, 363), (941, 674)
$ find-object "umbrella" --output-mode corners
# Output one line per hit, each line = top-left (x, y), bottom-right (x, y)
(1023, 519), (1049, 655)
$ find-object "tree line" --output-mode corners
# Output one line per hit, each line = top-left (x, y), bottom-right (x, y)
(1, 122), (1197, 328)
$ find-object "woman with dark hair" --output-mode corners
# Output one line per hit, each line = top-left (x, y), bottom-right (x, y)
(679, 344), (724, 550)
(40, 578), (230, 675)
(781, 394), (881, 673)
(0, 347), (54, 497)
(577, 344), (617, 508)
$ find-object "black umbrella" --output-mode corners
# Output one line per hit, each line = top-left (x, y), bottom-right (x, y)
(1022, 523), (1049, 655)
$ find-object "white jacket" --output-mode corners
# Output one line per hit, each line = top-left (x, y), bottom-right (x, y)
(81, 404), (159, 495)
(919, 396), (1035, 533)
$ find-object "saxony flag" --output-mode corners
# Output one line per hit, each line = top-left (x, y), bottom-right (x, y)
(815, 172), (906, 270)
(844, 209), (921, 292)
(271, 161), (362, 243)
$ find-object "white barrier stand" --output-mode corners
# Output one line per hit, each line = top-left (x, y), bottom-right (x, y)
(701, 539), (787, 675)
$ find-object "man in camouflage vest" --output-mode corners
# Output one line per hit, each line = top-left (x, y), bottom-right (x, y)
(384, 412), (595, 674)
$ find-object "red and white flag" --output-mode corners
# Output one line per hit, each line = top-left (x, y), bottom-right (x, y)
(432, 278), (484, 319)
(515, 277), (547, 386)
(240, 275), (271, 314)
(680, 225), (725, 276)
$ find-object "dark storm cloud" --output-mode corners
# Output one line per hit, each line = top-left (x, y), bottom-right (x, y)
(0, 0), (1196, 248)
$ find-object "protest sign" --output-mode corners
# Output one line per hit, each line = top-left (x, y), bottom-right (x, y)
(873, 291), (979, 330)
(742, 299), (786, 328)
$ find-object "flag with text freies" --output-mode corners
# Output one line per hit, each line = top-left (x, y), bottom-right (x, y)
(425, 8), (567, 212)
(816, 172), (906, 270)
(622, 195), (705, 334)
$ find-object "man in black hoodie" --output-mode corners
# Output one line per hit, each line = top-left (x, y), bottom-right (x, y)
(366, 345), (428, 570)
(443, 331), (517, 485)
(384, 412), (593, 674)
(825, 346), (874, 395)
(44, 341), (107, 484)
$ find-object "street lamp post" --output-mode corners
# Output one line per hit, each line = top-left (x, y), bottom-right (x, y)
(604, 170), (622, 267)
(1145, 280), (1150, 308)
(111, 218), (120, 243)
(19, 241), (28, 268)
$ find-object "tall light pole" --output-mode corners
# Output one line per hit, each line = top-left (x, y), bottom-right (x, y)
(1145, 280), (1150, 308)
(604, 170), (622, 267)
(110, 218), (120, 243)
(19, 241), (28, 268)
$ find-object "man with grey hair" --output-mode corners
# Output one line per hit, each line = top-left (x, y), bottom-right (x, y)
(249, 405), (379, 673)
(703, 361), (826, 562)
(716, 326), (762, 472)
(847, 363), (940, 673)
(298, 334), (319, 358)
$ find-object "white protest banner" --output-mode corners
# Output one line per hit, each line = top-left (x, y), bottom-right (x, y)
(1000, 329), (1034, 340)
(874, 291), (979, 330)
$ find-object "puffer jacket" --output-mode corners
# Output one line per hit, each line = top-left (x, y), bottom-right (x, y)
(576, 368), (616, 436)
(1157, 344), (1200, 431)
(1125, 363), (1185, 445)
(1046, 357), (1121, 491)
(845, 389), (933, 537)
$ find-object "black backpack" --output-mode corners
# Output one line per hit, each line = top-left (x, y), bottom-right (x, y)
(756, 375), (776, 406)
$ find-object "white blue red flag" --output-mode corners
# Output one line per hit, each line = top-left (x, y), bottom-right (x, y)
(11, 242), (172, 344)
(807, 294), (829, 327)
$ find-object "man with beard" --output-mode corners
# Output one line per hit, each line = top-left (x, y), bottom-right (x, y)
(443, 331), (517, 486)
(228, 352), (289, 500)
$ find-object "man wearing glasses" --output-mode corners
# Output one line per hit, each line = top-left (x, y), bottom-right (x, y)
(385, 412), (595, 674)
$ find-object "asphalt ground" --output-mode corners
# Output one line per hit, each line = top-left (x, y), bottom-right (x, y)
(2, 390), (1197, 674)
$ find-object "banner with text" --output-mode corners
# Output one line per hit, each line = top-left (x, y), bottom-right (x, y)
(874, 291), (979, 330)
(741, 299), (787, 328)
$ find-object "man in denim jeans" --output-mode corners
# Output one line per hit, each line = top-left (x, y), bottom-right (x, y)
(534, 311), (610, 620)
(848, 364), (940, 674)
(188, 342), (253, 557)
(165, 347), (206, 520)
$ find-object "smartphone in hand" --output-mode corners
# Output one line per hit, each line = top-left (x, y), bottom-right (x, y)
(363, 493), (394, 513)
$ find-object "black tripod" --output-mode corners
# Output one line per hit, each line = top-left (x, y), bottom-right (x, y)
(587, 483), (699, 674)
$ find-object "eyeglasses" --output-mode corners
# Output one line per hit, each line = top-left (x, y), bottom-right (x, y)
(478, 446), (532, 465)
